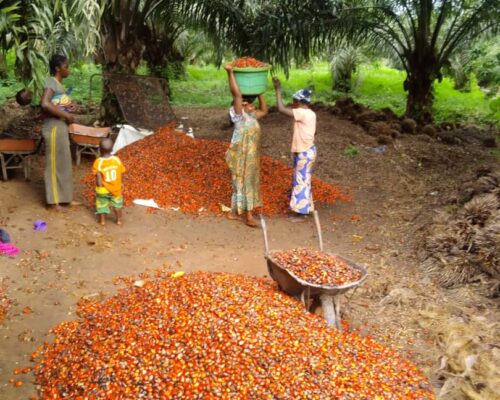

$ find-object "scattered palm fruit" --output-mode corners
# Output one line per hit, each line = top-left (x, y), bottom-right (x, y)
(271, 248), (362, 286)
(83, 126), (350, 215)
(33, 272), (433, 399)
(230, 56), (268, 68)
(0, 286), (11, 322)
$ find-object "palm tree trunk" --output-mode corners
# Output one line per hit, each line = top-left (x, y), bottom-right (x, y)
(405, 1), (435, 125)
(98, 32), (143, 124)
(0, 52), (7, 79)
(405, 68), (434, 124)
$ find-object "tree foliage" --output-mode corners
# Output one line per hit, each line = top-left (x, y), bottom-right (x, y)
(3, 0), (102, 93)
(3, 0), (498, 122)
(234, 0), (499, 122)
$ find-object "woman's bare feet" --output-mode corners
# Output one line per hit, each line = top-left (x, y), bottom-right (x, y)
(226, 212), (240, 220)
(98, 214), (105, 225)
(46, 204), (66, 213)
(245, 211), (259, 228)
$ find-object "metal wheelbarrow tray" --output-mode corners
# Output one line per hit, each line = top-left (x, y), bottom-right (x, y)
(0, 137), (40, 180)
(69, 124), (111, 165)
(260, 211), (368, 330)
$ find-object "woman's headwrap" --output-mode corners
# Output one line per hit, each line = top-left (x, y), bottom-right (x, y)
(292, 89), (312, 104)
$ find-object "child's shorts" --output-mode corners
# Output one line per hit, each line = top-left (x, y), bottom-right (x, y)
(95, 187), (123, 214)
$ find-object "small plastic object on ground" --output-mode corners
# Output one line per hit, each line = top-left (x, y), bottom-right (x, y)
(0, 228), (10, 243)
(112, 124), (154, 154)
(132, 199), (162, 209)
(33, 271), (434, 399)
(365, 145), (387, 154)
(0, 242), (20, 256)
(33, 220), (47, 231)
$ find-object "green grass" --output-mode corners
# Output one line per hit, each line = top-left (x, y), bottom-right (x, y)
(169, 63), (334, 108)
(352, 65), (407, 115)
(171, 63), (498, 125)
(0, 57), (497, 126)
(353, 65), (498, 125)
(343, 144), (360, 157)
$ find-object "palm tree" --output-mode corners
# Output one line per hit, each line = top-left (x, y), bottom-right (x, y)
(245, 0), (499, 123)
(0, 0), (21, 78)
(347, 0), (499, 122)
(5, 0), (101, 92)
(448, 51), (472, 92)
(330, 45), (363, 92)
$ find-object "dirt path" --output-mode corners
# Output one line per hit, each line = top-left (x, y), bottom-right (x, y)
(0, 106), (497, 399)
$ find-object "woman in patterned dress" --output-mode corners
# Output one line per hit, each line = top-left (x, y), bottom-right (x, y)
(224, 64), (268, 227)
(272, 77), (317, 220)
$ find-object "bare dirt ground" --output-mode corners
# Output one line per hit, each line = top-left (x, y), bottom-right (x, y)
(0, 104), (498, 399)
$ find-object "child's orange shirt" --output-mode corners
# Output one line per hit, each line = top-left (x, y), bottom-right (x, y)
(92, 155), (126, 197)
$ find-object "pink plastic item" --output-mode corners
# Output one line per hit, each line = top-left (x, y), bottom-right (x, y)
(0, 242), (20, 256)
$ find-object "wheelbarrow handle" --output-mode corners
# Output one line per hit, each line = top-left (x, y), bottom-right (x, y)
(259, 214), (270, 255)
(313, 210), (324, 252)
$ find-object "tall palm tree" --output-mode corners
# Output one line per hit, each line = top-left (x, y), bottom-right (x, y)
(245, 0), (499, 123)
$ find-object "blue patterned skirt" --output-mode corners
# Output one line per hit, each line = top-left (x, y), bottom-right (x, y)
(290, 145), (316, 214)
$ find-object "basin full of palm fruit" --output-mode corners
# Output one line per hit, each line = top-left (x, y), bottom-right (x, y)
(230, 57), (270, 95)
(32, 271), (434, 399)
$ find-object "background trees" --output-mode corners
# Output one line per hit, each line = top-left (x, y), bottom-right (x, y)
(2, 0), (498, 124)
(242, 0), (499, 123)
(6, 0), (101, 91)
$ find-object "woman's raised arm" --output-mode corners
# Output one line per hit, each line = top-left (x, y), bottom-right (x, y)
(225, 64), (243, 115)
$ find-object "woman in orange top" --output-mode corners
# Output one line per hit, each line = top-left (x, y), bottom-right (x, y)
(272, 77), (317, 219)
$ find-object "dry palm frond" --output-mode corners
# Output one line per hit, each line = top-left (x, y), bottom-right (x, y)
(435, 318), (500, 400)
(460, 194), (499, 226)
(421, 257), (478, 288)
(421, 179), (499, 294)
(474, 216), (500, 279)
(473, 174), (499, 195)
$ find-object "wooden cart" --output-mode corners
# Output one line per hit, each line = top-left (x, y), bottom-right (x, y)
(260, 211), (368, 330)
(69, 124), (112, 165)
(0, 138), (40, 181)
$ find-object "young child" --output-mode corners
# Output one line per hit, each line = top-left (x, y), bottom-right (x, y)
(92, 138), (126, 225)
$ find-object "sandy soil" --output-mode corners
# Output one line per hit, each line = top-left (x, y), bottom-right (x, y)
(0, 105), (497, 399)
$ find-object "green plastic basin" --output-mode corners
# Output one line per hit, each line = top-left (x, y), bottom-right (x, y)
(233, 67), (270, 95)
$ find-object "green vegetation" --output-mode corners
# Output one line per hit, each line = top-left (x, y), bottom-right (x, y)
(343, 145), (359, 157)
(169, 63), (498, 126)
(1, 59), (497, 126)
(0, 59), (101, 105)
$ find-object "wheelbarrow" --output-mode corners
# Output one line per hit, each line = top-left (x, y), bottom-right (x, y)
(260, 211), (368, 330)
(0, 136), (41, 181)
(69, 124), (112, 165)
